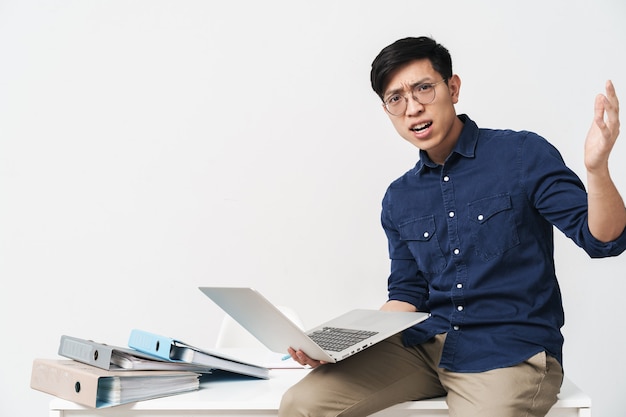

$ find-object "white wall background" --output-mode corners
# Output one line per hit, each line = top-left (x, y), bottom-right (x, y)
(1, 0), (625, 415)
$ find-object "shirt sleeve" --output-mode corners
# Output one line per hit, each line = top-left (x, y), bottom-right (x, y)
(381, 189), (430, 310)
(521, 132), (626, 258)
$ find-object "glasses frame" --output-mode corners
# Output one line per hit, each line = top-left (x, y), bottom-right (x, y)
(382, 79), (448, 116)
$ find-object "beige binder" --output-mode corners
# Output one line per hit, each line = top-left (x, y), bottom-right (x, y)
(30, 359), (200, 408)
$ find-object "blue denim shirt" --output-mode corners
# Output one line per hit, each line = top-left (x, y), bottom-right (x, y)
(382, 114), (626, 372)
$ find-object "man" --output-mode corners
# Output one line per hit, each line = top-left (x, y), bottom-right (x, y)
(279, 36), (626, 417)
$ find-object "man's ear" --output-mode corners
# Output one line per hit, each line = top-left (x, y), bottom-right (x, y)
(448, 74), (461, 104)
(380, 101), (389, 115)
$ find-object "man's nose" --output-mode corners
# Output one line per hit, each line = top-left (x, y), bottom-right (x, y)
(405, 96), (424, 115)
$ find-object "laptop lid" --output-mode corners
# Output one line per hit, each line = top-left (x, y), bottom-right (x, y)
(199, 287), (428, 363)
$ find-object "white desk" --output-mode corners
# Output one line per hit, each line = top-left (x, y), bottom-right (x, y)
(49, 369), (591, 417)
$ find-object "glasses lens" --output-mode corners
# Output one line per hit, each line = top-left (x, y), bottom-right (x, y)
(414, 83), (436, 105)
(385, 99), (406, 116)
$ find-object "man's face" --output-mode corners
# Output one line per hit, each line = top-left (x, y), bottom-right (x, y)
(382, 59), (462, 164)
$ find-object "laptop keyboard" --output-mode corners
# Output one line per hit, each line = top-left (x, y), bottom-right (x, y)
(308, 327), (379, 352)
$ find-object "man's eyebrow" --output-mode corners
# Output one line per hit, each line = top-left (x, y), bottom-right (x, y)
(383, 78), (432, 99)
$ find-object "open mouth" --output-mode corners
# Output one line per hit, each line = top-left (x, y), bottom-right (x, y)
(410, 122), (432, 132)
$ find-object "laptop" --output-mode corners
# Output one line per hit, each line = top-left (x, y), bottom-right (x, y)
(199, 287), (429, 363)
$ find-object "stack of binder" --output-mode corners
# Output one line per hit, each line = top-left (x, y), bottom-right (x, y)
(31, 331), (269, 408)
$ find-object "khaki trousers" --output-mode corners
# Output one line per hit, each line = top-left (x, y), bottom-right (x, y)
(278, 333), (563, 417)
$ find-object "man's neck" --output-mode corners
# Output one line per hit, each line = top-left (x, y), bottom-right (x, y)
(427, 116), (465, 165)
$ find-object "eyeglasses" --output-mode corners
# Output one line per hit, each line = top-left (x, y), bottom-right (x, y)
(382, 79), (447, 116)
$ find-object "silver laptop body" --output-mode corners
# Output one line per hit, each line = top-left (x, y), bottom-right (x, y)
(199, 287), (429, 363)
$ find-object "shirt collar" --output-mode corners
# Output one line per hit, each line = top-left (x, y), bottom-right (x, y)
(416, 114), (478, 172)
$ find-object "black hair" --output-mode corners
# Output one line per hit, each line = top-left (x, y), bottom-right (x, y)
(370, 36), (453, 100)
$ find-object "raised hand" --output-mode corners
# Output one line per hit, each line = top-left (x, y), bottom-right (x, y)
(585, 80), (620, 173)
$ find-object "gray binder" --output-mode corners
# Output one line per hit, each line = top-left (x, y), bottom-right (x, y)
(58, 335), (212, 372)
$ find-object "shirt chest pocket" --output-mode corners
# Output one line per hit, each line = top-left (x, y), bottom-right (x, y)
(398, 215), (447, 274)
(467, 193), (520, 261)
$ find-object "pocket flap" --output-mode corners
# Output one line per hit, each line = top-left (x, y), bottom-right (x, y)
(468, 194), (512, 223)
(398, 216), (436, 242)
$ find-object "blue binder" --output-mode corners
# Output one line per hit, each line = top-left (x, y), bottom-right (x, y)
(127, 330), (177, 360)
(128, 329), (269, 379)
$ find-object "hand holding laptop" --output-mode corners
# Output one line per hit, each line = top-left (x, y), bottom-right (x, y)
(285, 298), (421, 368)
(286, 346), (327, 368)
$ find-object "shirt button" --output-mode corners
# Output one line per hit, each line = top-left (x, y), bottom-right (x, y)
(448, 211), (455, 218)
(443, 176), (450, 182)
(457, 306), (464, 311)
(453, 248), (460, 255)
(423, 231), (429, 238)
(456, 283), (463, 289)
(453, 325), (460, 331)
(477, 214), (484, 221)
